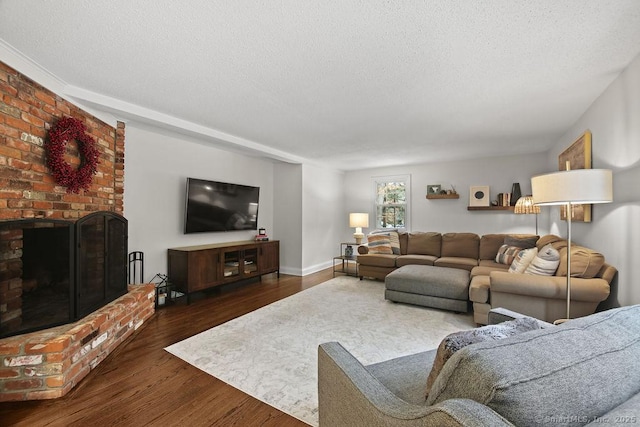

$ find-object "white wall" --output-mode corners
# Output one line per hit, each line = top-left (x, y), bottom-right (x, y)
(124, 125), (346, 279)
(545, 52), (640, 307)
(344, 152), (549, 236)
(273, 163), (303, 274)
(301, 164), (345, 274)
(123, 123), (275, 282)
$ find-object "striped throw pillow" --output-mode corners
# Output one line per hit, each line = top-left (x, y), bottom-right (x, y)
(371, 229), (401, 254)
(367, 234), (393, 254)
(495, 245), (521, 265)
(508, 247), (538, 274)
(525, 244), (560, 276)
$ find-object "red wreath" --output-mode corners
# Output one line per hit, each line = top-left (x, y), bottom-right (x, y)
(46, 117), (100, 193)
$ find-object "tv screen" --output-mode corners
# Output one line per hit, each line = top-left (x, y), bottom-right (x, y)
(184, 178), (260, 233)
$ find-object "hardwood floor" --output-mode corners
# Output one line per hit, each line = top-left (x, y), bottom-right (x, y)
(0, 268), (335, 426)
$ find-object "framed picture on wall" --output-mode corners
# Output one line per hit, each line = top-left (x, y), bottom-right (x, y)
(427, 184), (441, 195)
(469, 185), (490, 207)
(558, 130), (592, 222)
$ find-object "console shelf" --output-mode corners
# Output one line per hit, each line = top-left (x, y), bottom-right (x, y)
(168, 240), (279, 303)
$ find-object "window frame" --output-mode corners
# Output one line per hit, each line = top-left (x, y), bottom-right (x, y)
(372, 174), (411, 231)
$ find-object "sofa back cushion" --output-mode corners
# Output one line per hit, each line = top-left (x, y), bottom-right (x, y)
(426, 305), (640, 425)
(479, 234), (538, 260)
(425, 317), (541, 397)
(479, 234), (506, 260)
(440, 233), (480, 259)
(536, 234), (568, 252)
(537, 235), (606, 278)
(406, 232), (442, 257)
(557, 245), (605, 279)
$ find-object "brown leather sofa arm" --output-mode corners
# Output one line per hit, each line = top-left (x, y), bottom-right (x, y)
(489, 271), (610, 303)
(357, 244), (369, 254)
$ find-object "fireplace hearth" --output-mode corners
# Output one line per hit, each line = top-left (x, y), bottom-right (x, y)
(0, 211), (128, 339)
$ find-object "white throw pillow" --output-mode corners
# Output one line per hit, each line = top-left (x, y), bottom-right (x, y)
(509, 247), (538, 274)
(524, 244), (560, 276)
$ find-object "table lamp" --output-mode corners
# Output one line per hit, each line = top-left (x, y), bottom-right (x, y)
(349, 213), (369, 244)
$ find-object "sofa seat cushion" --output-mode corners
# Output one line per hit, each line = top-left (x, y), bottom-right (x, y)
(471, 265), (507, 279)
(477, 260), (510, 271)
(426, 305), (640, 425)
(469, 275), (491, 303)
(396, 254), (437, 267)
(357, 253), (398, 268)
(434, 257), (478, 271)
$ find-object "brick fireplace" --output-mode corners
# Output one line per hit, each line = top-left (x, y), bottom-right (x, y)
(0, 61), (154, 401)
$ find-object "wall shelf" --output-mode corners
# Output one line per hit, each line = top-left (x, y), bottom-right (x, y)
(467, 206), (515, 211)
(426, 194), (459, 199)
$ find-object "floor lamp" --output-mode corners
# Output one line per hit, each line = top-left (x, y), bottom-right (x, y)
(514, 195), (541, 235)
(531, 169), (613, 323)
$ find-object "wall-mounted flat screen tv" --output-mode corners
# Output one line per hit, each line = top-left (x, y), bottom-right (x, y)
(184, 178), (260, 233)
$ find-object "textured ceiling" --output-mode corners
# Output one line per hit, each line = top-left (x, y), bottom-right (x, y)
(2, 1), (640, 170)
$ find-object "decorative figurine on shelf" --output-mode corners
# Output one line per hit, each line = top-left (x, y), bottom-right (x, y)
(345, 245), (354, 258)
(511, 183), (522, 206)
(255, 227), (269, 241)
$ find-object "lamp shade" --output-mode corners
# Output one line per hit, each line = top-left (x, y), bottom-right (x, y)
(513, 195), (541, 214)
(349, 213), (369, 228)
(531, 169), (613, 206)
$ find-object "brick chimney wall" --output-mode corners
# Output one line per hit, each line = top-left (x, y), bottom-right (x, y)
(0, 61), (124, 218)
(0, 61), (154, 401)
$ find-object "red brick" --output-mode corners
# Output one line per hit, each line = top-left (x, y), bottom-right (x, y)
(34, 90), (55, 107)
(0, 392), (27, 401)
(0, 368), (20, 379)
(4, 116), (31, 133)
(7, 158), (31, 170)
(4, 378), (43, 391)
(45, 375), (65, 388)
(0, 144), (21, 159)
(0, 341), (22, 354)
(25, 336), (70, 354)
(21, 112), (44, 128)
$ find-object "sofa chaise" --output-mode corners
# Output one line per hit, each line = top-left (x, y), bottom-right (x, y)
(318, 305), (640, 426)
(357, 231), (616, 324)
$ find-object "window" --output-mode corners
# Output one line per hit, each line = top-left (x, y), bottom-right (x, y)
(373, 175), (410, 230)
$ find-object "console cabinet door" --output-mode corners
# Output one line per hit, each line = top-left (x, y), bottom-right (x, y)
(259, 241), (279, 274)
(189, 249), (220, 291)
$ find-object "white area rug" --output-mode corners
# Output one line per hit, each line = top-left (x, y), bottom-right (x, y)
(165, 276), (475, 426)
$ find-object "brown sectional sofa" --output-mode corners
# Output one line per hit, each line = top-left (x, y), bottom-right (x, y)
(357, 231), (616, 324)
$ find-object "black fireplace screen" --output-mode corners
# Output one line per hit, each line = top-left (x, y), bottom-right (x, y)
(0, 212), (128, 338)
